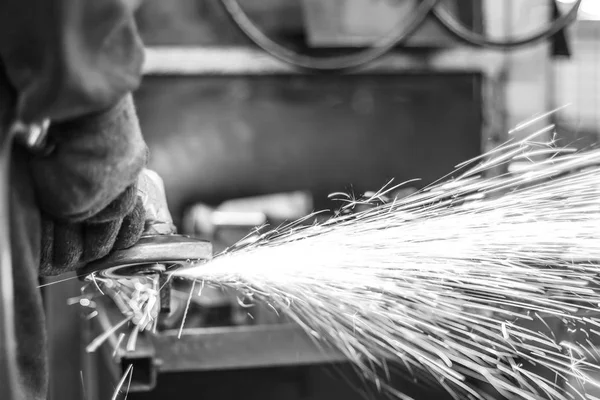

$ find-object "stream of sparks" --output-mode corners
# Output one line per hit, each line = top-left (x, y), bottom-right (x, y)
(87, 119), (600, 400)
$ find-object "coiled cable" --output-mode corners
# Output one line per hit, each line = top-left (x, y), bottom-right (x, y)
(220, 0), (443, 72)
(220, 0), (582, 72)
(433, 0), (581, 49)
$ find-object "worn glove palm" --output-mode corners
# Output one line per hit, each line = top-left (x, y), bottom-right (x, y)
(30, 95), (150, 276)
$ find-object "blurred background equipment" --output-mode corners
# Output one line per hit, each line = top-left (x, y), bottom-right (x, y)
(38, 1), (591, 399)
(554, 0), (600, 147)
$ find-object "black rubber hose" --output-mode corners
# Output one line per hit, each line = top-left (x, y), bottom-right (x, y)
(222, 0), (582, 71)
(432, 0), (581, 50)
(220, 0), (443, 72)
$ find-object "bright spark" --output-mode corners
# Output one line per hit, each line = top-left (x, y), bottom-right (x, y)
(85, 118), (600, 400)
(169, 123), (600, 399)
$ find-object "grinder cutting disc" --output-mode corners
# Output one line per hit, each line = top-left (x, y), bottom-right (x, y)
(79, 235), (212, 280)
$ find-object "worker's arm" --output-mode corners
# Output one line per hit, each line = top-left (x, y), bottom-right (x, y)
(0, 0), (149, 221)
(0, 0), (156, 275)
(0, 0), (144, 124)
(0, 2), (154, 398)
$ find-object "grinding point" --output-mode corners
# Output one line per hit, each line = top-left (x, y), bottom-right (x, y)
(79, 235), (212, 280)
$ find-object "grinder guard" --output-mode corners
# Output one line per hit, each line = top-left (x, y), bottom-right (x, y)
(79, 169), (213, 279)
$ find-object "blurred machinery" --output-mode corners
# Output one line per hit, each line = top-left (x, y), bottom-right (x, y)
(43, 1), (578, 399)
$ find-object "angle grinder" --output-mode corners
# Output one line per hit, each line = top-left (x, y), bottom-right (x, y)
(78, 169), (212, 315)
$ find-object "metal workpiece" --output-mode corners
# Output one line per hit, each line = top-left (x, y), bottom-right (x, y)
(88, 297), (347, 393)
(150, 324), (346, 373)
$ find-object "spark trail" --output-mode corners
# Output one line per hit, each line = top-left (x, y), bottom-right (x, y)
(171, 124), (600, 400)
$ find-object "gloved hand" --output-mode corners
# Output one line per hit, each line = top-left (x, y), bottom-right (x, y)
(29, 95), (148, 222)
(39, 168), (174, 276)
(28, 94), (152, 276)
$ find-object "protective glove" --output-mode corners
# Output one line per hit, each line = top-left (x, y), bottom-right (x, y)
(29, 95), (148, 222)
(30, 95), (151, 276)
(39, 184), (145, 276)
(39, 168), (174, 276)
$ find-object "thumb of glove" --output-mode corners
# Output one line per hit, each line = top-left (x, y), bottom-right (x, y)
(137, 169), (176, 236)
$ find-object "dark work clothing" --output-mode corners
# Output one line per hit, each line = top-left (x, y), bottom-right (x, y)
(0, 0), (145, 124)
(0, 1), (148, 398)
(0, 76), (46, 399)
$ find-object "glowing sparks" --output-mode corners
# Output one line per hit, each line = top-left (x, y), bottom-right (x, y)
(111, 364), (133, 400)
(86, 316), (132, 354)
(166, 124), (600, 399)
(84, 276), (160, 356)
(79, 119), (600, 399)
(113, 333), (126, 358)
(178, 280), (197, 339)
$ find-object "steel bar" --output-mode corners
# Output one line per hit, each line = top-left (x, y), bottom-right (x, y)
(89, 296), (347, 393)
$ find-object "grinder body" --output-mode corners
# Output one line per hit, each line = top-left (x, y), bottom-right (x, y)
(79, 169), (212, 316)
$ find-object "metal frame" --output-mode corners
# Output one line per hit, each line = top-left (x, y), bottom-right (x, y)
(142, 46), (504, 76)
(83, 297), (347, 394)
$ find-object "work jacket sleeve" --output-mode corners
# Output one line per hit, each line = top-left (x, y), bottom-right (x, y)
(0, 0), (145, 124)
(0, 0), (150, 221)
